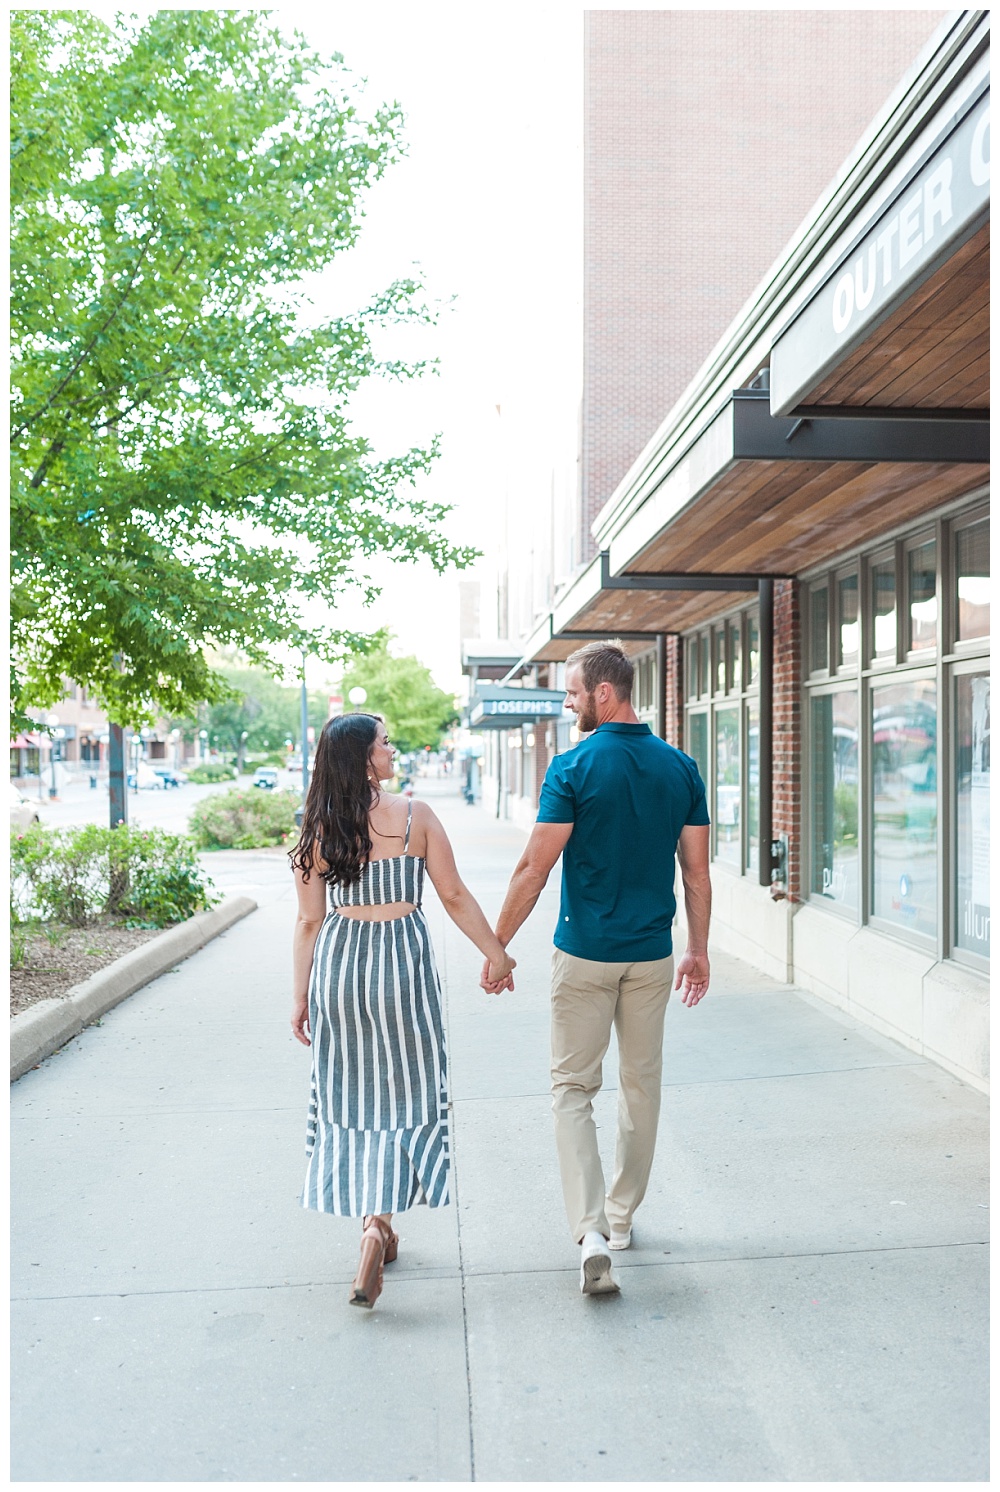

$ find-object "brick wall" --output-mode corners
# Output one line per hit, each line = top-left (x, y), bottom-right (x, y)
(664, 635), (684, 748)
(581, 9), (946, 557)
(772, 580), (801, 899)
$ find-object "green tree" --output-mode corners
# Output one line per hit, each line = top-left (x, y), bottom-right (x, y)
(10, 10), (475, 732)
(340, 633), (458, 754)
(172, 663), (332, 766)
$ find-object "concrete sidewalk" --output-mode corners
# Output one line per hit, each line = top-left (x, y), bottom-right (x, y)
(11, 780), (988, 1481)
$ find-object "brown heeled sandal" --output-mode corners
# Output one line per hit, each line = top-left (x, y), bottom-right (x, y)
(349, 1216), (395, 1309)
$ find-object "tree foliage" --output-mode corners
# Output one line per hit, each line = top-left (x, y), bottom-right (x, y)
(170, 662), (328, 759)
(340, 632), (458, 754)
(10, 10), (475, 731)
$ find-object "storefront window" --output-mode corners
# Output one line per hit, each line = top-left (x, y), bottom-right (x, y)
(871, 678), (937, 939)
(688, 711), (708, 787)
(747, 613), (760, 687)
(714, 707), (740, 866)
(727, 619), (741, 693)
(956, 518), (989, 642)
(871, 557), (896, 660)
(809, 584), (829, 673)
(713, 627), (725, 695)
(810, 691), (858, 911)
(698, 633), (709, 697)
(954, 672), (990, 959)
(686, 637), (698, 699)
(907, 539), (937, 652)
(837, 572), (859, 667)
(746, 698), (759, 875)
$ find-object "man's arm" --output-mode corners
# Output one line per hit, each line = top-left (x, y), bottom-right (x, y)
(674, 823), (711, 1007)
(480, 821), (573, 990)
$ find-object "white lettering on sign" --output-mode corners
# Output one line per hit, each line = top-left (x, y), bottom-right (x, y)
(898, 185), (924, 267)
(831, 137), (968, 337)
(970, 106), (990, 186)
(485, 699), (560, 715)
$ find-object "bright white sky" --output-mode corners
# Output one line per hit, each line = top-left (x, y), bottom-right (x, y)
(272, 1), (585, 697)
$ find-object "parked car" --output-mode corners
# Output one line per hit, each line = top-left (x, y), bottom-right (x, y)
(252, 767), (280, 790)
(127, 763), (163, 790)
(153, 767), (188, 788)
(10, 783), (41, 830)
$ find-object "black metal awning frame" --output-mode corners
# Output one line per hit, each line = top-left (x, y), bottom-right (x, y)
(526, 386), (989, 886)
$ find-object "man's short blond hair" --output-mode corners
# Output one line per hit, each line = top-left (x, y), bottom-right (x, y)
(565, 639), (634, 701)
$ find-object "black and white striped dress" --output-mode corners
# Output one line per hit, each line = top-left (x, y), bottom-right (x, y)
(301, 803), (450, 1216)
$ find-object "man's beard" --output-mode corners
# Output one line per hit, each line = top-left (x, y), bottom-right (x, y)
(575, 691), (599, 734)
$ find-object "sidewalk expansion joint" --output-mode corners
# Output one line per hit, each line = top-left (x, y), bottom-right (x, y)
(447, 1059), (928, 1105)
(13, 1268), (462, 1303)
(18, 1237), (986, 1305)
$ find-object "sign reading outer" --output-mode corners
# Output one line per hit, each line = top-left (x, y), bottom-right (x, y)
(770, 85), (989, 416)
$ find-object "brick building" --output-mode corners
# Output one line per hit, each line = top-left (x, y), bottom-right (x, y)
(472, 11), (989, 1089)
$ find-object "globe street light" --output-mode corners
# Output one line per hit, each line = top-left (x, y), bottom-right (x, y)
(348, 686), (368, 712)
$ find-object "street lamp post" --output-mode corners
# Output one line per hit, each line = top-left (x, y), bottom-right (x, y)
(45, 713), (60, 800)
(300, 650), (310, 798)
(349, 686), (368, 713)
(199, 729), (208, 763)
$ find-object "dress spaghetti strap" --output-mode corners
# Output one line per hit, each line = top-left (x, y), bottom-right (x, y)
(403, 798), (413, 852)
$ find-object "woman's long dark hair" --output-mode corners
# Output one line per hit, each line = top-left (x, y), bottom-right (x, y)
(289, 713), (389, 886)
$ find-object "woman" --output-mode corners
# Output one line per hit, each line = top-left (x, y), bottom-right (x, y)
(289, 713), (515, 1309)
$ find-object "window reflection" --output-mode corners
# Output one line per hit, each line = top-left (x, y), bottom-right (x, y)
(687, 711), (708, 788)
(747, 613), (760, 687)
(955, 673), (990, 958)
(872, 679), (937, 939)
(727, 619), (741, 693)
(746, 699), (760, 874)
(715, 707), (740, 866)
(871, 558), (896, 659)
(713, 626), (726, 695)
(810, 692), (858, 910)
(907, 539), (937, 652)
(956, 519), (989, 642)
(810, 585), (829, 672)
(838, 573), (859, 667)
(698, 633), (709, 696)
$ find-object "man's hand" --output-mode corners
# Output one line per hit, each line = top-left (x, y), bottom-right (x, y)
(674, 951), (710, 1008)
(480, 955), (515, 995)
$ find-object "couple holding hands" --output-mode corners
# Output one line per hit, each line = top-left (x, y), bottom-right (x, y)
(290, 642), (712, 1309)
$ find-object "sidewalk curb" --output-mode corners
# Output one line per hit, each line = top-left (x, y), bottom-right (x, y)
(10, 895), (258, 1082)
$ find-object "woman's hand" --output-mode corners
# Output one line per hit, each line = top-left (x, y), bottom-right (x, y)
(481, 950), (516, 994)
(291, 993), (311, 1046)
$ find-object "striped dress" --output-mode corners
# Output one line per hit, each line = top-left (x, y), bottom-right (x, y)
(301, 803), (450, 1216)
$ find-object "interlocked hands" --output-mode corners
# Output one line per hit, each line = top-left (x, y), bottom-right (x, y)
(480, 949), (516, 995)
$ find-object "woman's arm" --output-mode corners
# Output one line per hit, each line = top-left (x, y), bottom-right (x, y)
(291, 861), (329, 1046)
(420, 803), (516, 983)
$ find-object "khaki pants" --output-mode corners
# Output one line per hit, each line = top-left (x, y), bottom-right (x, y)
(550, 947), (673, 1243)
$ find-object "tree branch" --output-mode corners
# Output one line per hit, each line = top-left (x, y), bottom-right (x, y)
(12, 231), (156, 440)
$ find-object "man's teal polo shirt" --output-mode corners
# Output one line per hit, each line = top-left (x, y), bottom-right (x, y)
(536, 722), (710, 962)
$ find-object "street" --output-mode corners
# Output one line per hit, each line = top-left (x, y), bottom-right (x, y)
(10, 779), (989, 1481)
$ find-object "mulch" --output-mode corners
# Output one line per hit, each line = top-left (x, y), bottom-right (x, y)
(10, 920), (165, 1017)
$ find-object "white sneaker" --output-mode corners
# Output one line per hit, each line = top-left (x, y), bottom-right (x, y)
(608, 1226), (632, 1251)
(580, 1231), (620, 1295)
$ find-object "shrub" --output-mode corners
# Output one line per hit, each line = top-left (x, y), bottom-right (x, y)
(11, 823), (218, 928)
(188, 787), (300, 850)
(243, 751), (289, 771)
(185, 762), (238, 784)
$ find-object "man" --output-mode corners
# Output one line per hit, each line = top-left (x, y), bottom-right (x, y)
(481, 640), (711, 1295)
